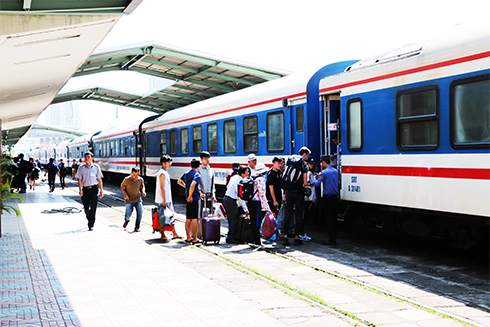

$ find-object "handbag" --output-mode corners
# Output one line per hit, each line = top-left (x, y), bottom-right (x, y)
(157, 204), (175, 227)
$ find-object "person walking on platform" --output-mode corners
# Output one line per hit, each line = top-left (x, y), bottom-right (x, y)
(247, 153), (258, 175)
(314, 156), (340, 245)
(121, 167), (146, 232)
(59, 159), (67, 190)
(29, 158), (40, 191)
(17, 154), (33, 193)
(155, 155), (181, 241)
(45, 158), (59, 193)
(223, 166), (249, 244)
(178, 158), (201, 244)
(76, 152), (104, 231)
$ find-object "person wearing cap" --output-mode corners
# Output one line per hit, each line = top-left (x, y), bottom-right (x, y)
(225, 162), (240, 187)
(248, 163), (271, 245)
(198, 151), (215, 210)
(121, 167), (146, 232)
(314, 156), (340, 245)
(76, 151), (104, 231)
(247, 153), (257, 175)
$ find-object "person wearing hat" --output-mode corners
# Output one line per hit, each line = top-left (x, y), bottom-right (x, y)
(248, 163), (271, 245)
(247, 153), (257, 175)
(76, 151), (104, 231)
(225, 162), (241, 187)
(314, 155), (340, 245)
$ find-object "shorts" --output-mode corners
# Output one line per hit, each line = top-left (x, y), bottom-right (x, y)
(186, 199), (201, 219)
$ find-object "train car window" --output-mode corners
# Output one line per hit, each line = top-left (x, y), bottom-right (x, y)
(207, 123), (218, 154)
(450, 75), (490, 148)
(224, 119), (236, 154)
(160, 132), (167, 155)
(193, 125), (202, 154)
(110, 141), (114, 156)
(98, 143), (102, 157)
(170, 130), (177, 155)
(125, 138), (129, 157)
(130, 137), (135, 157)
(397, 86), (438, 150)
(115, 139), (119, 157)
(119, 139), (123, 157)
(243, 115), (258, 153)
(296, 106), (304, 132)
(347, 99), (363, 151)
(181, 128), (189, 155)
(267, 111), (285, 152)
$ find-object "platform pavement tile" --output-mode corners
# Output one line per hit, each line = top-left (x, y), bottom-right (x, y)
(35, 296), (57, 305)
(0, 305), (38, 318)
(0, 317), (41, 326)
(0, 263), (29, 269)
(1, 292), (36, 303)
(0, 272), (30, 278)
(0, 281), (32, 289)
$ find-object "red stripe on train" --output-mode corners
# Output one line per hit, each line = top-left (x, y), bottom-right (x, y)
(342, 166), (490, 180)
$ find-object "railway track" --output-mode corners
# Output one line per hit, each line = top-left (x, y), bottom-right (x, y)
(58, 180), (488, 327)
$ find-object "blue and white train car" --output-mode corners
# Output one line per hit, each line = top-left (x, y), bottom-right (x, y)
(309, 22), (489, 247)
(91, 124), (138, 176)
(67, 134), (93, 166)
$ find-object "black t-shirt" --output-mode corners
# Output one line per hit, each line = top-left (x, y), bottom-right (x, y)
(266, 169), (282, 203)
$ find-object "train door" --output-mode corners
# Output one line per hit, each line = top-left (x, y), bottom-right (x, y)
(139, 131), (147, 176)
(290, 104), (306, 154)
(322, 94), (340, 162)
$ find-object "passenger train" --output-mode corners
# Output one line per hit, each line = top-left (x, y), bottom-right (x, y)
(33, 22), (489, 250)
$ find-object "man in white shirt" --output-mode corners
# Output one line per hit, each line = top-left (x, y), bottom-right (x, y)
(223, 166), (249, 244)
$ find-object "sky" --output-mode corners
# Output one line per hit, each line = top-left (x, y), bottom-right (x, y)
(48, 0), (490, 134)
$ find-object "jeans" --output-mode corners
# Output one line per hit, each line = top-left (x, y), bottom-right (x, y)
(125, 201), (143, 230)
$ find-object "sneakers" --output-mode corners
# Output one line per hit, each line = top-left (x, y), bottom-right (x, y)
(282, 238), (290, 246)
(299, 234), (311, 241)
(123, 221), (129, 228)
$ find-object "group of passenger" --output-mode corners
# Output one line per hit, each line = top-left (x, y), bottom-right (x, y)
(222, 147), (339, 246)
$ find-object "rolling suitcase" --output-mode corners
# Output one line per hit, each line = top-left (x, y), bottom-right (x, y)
(235, 214), (253, 243)
(201, 198), (221, 245)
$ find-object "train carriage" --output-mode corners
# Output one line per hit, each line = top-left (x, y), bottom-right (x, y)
(32, 21), (489, 250)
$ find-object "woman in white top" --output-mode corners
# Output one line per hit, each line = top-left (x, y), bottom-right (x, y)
(155, 155), (181, 241)
(223, 166), (249, 243)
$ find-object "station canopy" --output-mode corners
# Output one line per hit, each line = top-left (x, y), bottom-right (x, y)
(0, 0), (142, 146)
(53, 42), (291, 113)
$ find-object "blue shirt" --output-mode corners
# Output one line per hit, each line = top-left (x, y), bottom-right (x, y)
(180, 170), (201, 201)
(314, 165), (339, 196)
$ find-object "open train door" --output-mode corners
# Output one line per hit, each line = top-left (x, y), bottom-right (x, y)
(321, 93), (340, 166)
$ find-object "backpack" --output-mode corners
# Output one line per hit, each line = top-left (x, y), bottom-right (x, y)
(237, 177), (256, 201)
(280, 155), (304, 190)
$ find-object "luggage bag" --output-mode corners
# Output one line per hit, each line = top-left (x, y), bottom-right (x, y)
(201, 199), (221, 245)
(235, 214), (254, 243)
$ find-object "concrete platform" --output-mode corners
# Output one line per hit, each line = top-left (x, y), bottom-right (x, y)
(1, 185), (488, 327)
(1, 190), (288, 327)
